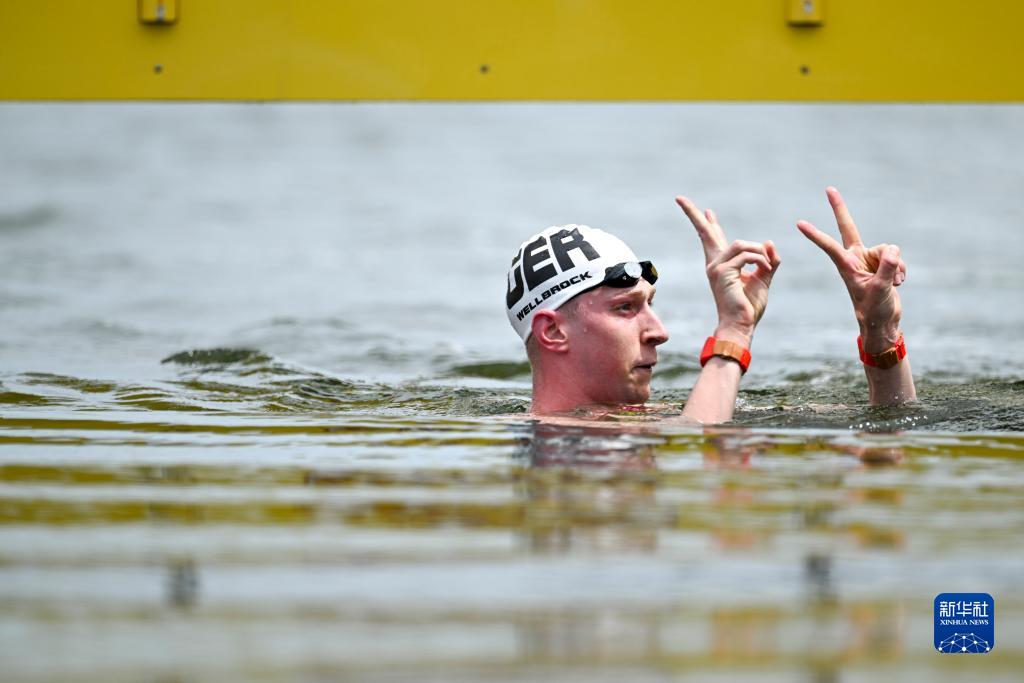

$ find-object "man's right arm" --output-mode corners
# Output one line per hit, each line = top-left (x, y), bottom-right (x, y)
(675, 197), (781, 424)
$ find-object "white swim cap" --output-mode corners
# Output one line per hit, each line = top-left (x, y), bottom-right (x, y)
(505, 224), (642, 342)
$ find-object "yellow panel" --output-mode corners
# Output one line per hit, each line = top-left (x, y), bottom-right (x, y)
(0, 0), (1022, 101)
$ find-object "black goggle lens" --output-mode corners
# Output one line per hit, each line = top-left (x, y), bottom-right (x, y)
(602, 261), (658, 288)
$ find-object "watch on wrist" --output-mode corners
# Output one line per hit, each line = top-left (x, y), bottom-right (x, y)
(857, 333), (907, 369)
(700, 337), (751, 374)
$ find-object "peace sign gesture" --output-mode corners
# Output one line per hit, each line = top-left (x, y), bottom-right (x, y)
(676, 195), (781, 345)
(796, 187), (906, 351)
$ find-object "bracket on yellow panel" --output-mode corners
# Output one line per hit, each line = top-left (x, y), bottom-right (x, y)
(138, 0), (178, 25)
(787, 0), (824, 26)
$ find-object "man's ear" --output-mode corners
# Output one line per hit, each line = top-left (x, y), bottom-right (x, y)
(531, 310), (570, 353)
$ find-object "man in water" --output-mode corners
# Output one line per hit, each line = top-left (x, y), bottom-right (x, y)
(505, 187), (916, 422)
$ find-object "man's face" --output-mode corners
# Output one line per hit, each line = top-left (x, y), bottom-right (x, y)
(562, 280), (669, 405)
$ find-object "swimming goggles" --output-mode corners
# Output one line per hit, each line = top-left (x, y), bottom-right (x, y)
(602, 260), (658, 288)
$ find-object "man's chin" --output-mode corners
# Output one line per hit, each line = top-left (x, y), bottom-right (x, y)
(619, 382), (651, 406)
(587, 377), (651, 407)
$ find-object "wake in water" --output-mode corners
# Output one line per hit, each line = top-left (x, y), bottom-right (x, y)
(2, 346), (1020, 432)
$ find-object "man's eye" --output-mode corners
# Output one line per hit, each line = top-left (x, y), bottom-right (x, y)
(616, 303), (634, 312)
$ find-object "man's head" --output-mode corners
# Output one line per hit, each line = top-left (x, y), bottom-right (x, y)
(505, 225), (669, 411)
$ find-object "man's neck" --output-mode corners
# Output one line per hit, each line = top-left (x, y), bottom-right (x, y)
(530, 368), (608, 415)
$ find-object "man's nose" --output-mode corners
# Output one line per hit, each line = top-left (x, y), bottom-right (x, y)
(642, 309), (669, 346)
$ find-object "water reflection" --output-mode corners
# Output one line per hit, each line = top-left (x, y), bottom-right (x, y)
(515, 421), (661, 471)
(513, 421), (660, 556)
(510, 420), (911, 668)
(166, 558), (199, 609)
(6, 413), (1022, 680)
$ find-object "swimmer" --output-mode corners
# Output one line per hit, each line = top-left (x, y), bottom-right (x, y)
(505, 187), (915, 421)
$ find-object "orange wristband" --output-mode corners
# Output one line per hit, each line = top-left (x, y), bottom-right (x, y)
(700, 337), (751, 374)
(857, 333), (907, 369)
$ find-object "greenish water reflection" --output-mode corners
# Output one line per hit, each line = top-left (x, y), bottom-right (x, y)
(1, 405), (1022, 681)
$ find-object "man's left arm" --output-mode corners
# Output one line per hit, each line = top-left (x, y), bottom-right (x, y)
(796, 187), (916, 405)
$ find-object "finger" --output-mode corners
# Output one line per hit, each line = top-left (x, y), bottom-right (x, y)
(764, 240), (782, 271)
(704, 208), (729, 249)
(715, 239), (769, 264)
(882, 252), (907, 287)
(873, 245), (901, 287)
(826, 186), (863, 249)
(884, 249), (907, 287)
(675, 196), (726, 259)
(720, 250), (773, 275)
(796, 219), (846, 269)
(889, 245), (907, 286)
(863, 244), (886, 273)
(760, 240), (782, 282)
(866, 243), (906, 285)
(676, 196), (727, 256)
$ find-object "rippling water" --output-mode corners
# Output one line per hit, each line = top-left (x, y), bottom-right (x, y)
(1, 104), (1023, 681)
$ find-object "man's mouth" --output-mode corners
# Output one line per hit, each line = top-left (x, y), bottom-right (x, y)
(634, 361), (657, 372)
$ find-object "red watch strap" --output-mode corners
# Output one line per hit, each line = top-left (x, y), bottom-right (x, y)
(700, 337), (751, 374)
(857, 333), (907, 369)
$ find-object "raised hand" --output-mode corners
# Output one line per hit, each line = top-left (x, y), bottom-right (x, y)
(797, 186), (915, 404)
(796, 187), (905, 351)
(676, 195), (781, 346)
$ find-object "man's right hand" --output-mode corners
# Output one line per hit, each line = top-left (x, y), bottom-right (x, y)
(675, 196), (781, 347)
(675, 195), (781, 425)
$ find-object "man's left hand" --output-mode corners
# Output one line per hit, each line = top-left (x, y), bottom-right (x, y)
(795, 186), (906, 352)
